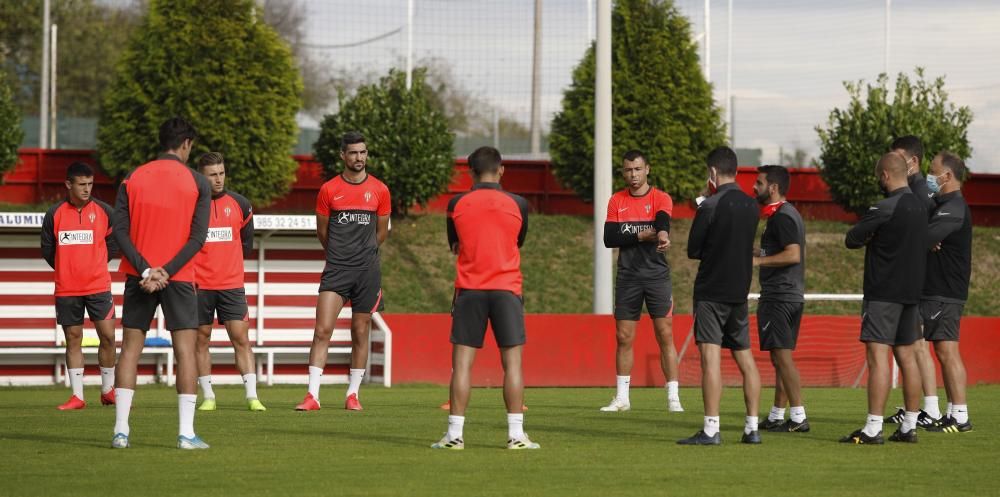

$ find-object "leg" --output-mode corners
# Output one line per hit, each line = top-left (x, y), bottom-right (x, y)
(699, 343), (722, 417)
(309, 291), (345, 369)
(115, 328), (146, 390)
(731, 348), (761, 417)
(62, 325), (85, 370)
(614, 320), (637, 376)
(349, 312), (372, 370)
(769, 352), (787, 408)
(500, 345), (524, 414)
(93, 320), (117, 369)
(449, 344), (477, 416)
(914, 338), (938, 397)
(225, 320), (254, 375)
(172, 329), (198, 395)
(771, 349), (801, 408)
(865, 342), (893, 417)
(933, 341), (966, 405)
(196, 325), (213, 378)
(652, 317), (678, 381)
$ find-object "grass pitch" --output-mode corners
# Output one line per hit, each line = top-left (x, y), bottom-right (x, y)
(1, 385), (997, 497)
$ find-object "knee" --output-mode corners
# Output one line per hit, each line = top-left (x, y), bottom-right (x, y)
(313, 327), (333, 341)
(615, 330), (635, 345)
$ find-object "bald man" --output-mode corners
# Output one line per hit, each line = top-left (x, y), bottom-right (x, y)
(840, 153), (928, 444)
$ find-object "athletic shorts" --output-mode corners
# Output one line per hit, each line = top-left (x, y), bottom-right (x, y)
(55, 291), (115, 326)
(694, 300), (750, 350)
(859, 300), (920, 346)
(450, 289), (526, 348)
(757, 300), (804, 351)
(920, 299), (964, 342)
(121, 276), (198, 331)
(319, 264), (384, 314)
(198, 288), (249, 326)
(614, 277), (673, 321)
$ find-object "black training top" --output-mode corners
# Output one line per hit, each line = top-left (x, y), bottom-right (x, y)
(688, 183), (759, 304)
(759, 202), (806, 303)
(923, 191), (972, 302)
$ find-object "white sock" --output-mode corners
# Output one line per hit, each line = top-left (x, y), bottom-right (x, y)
(863, 414), (883, 437)
(447, 415), (465, 440)
(178, 394), (197, 438)
(242, 373), (257, 400)
(952, 404), (969, 424)
(307, 366), (323, 399)
(768, 406), (786, 422)
(508, 412), (525, 440)
(790, 406), (806, 423)
(616, 375), (631, 402)
(68, 368), (84, 400)
(745, 415), (759, 434)
(665, 380), (679, 400)
(100, 367), (115, 394)
(946, 402), (954, 418)
(198, 375), (215, 400)
(114, 388), (134, 436)
(703, 416), (720, 437)
(347, 369), (365, 397)
(923, 395), (941, 419)
(901, 411), (919, 433)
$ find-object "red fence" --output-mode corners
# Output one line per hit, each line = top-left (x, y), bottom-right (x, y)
(5, 148), (1000, 224)
(387, 313), (1000, 387)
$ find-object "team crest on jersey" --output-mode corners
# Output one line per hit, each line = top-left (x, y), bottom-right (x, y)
(224, 206), (232, 218)
(364, 191), (372, 203)
(88, 212), (96, 224)
(58, 230), (94, 245)
(645, 204), (651, 214)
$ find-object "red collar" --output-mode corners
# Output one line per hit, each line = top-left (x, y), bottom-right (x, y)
(761, 201), (785, 218)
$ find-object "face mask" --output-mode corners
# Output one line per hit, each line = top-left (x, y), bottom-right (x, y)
(926, 173), (943, 194)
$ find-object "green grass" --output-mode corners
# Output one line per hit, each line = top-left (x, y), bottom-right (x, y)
(1, 385), (997, 497)
(382, 214), (1000, 315)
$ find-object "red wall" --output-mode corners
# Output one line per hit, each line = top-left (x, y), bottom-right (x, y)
(387, 313), (1000, 387)
(5, 149), (1000, 224)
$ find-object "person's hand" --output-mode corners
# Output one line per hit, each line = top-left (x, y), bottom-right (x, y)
(752, 256), (761, 267)
(932, 242), (943, 252)
(140, 267), (169, 293)
(637, 228), (657, 242)
(450, 242), (460, 256)
(752, 247), (761, 257)
(655, 231), (671, 253)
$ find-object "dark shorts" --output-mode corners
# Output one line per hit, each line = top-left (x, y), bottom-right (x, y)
(694, 301), (750, 350)
(319, 264), (384, 314)
(757, 300), (804, 351)
(121, 276), (199, 331)
(920, 299), (964, 342)
(859, 300), (920, 346)
(55, 291), (115, 326)
(450, 289), (526, 348)
(198, 288), (250, 326)
(614, 277), (673, 321)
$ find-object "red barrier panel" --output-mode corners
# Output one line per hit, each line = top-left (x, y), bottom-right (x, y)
(386, 314), (1000, 387)
(5, 149), (1000, 224)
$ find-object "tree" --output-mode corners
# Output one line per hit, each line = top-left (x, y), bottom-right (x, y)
(549, 0), (726, 203)
(97, 0), (302, 207)
(0, 76), (23, 179)
(0, 0), (143, 117)
(314, 68), (454, 216)
(816, 68), (973, 215)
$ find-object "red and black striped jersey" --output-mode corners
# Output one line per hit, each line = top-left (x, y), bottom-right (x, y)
(315, 174), (391, 269)
(447, 183), (530, 295)
(603, 187), (673, 279)
(41, 198), (117, 296)
(113, 155), (211, 283)
(194, 191), (253, 290)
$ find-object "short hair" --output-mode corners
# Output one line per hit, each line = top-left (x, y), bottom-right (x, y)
(622, 149), (647, 165)
(341, 131), (366, 152)
(158, 117), (198, 152)
(757, 165), (790, 196)
(66, 162), (94, 181)
(197, 152), (224, 170)
(706, 146), (738, 176)
(877, 152), (907, 180)
(890, 135), (923, 163)
(936, 151), (968, 182)
(468, 146), (502, 176)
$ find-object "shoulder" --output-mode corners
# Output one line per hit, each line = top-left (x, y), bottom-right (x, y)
(44, 201), (64, 219)
(226, 191), (252, 209)
(447, 192), (467, 212)
(653, 188), (673, 203)
(504, 191), (530, 213)
(92, 198), (114, 216)
(370, 175), (390, 193)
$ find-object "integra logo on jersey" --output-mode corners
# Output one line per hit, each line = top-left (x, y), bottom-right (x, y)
(58, 230), (94, 245)
(337, 212), (372, 225)
(206, 227), (233, 243)
(620, 223), (653, 235)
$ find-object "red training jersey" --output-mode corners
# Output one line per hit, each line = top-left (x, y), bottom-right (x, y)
(194, 191), (254, 290)
(604, 186), (673, 279)
(446, 183), (530, 295)
(315, 174), (391, 269)
(114, 155), (211, 283)
(41, 199), (117, 296)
